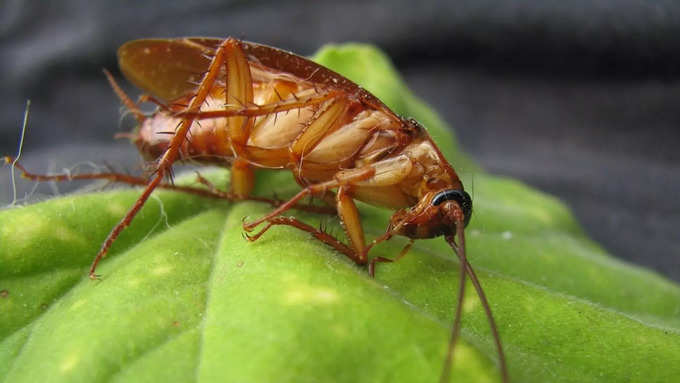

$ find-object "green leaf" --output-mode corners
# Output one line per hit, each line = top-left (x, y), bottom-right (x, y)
(2, 44), (680, 383)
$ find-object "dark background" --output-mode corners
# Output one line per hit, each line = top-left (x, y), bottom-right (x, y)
(1, 1), (679, 281)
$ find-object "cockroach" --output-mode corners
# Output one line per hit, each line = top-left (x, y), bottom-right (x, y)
(5, 37), (508, 382)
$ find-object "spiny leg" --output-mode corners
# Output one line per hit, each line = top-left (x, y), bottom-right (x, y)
(137, 94), (172, 112)
(244, 157), (417, 270)
(240, 91), (362, 232)
(3, 156), (207, 194)
(327, 157), (418, 269)
(207, 39), (334, 211)
(106, 66), (260, 122)
(368, 239), (413, 277)
(88, 37), (245, 279)
(242, 180), (338, 231)
(192, 171), (335, 215)
(244, 216), (364, 265)
(242, 130), (380, 232)
(242, 183), (414, 274)
(230, 158), (255, 198)
(175, 90), (340, 120)
(104, 69), (145, 123)
(242, 164), (380, 232)
(243, 209), (412, 278)
(243, 184), (368, 267)
(289, 97), (349, 164)
(4, 155), (336, 216)
(335, 186), (366, 263)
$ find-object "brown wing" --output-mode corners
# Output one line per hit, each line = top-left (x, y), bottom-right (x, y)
(117, 37), (390, 113)
(118, 39), (211, 101)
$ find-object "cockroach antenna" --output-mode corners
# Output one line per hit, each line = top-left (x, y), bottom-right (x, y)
(441, 223), (509, 383)
(440, 233), (467, 383)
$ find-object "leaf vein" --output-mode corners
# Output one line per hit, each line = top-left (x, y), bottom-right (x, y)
(192, 213), (229, 383)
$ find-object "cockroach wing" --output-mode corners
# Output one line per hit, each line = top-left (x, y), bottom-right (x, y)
(118, 38), (390, 113)
(118, 39), (217, 101)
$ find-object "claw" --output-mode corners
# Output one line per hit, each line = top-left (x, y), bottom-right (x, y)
(241, 231), (259, 242)
(243, 220), (274, 242)
(241, 216), (255, 232)
(242, 220), (260, 232)
(243, 229), (260, 242)
(243, 232), (256, 242)
(194, 171), (209, 185)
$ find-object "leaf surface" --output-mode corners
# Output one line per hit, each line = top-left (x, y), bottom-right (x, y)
(1, 43), (679, 383)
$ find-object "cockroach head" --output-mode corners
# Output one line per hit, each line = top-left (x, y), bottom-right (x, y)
(388, 189), (472, 239)
(432, 189), (472, 228)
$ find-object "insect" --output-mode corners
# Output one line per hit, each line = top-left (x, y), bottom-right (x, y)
(5, 37), (508, 382)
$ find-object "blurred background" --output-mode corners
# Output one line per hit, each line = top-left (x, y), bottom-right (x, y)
(1, 0), (678, 281)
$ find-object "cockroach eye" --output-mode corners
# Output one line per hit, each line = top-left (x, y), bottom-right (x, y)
(432, 189), (473, 227)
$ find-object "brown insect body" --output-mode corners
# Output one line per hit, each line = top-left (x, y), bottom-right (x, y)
(124, 38), (501, 382)
(6, 37), (507, 382)
(126, 38), (467, 237)
(141, 102), (460, 206)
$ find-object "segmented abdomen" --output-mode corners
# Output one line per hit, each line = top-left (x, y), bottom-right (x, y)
(140, 78), (403, 183)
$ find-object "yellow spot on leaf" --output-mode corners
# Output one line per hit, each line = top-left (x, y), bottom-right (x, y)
(53, 226), (84, 244)
(284, 284), (339, 305)
(0, 213), (48, 252)
(525, 204), (553, 224)
(463, 294), (480, 313)
(127, 277), (141, 288)
(330, 323), (348, 338)
(151, 264), (173, 276)
(60, 353), (79, 373)
(106, 203), (127, 217)
(70, 299), (87, 311)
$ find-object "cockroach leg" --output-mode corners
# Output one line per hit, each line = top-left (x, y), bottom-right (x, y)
(224, 38), (254, 147)
(137, 94), (171, 112)
(10, 156), (170, 196)
(4, 156), (166, 190)
(367, 257), (392, 277)
(174, 90), (339, 121)
(3, 157), (250, 203)
(261, 198), (336, 215)
(290, 97), (349, 161)
(336, 186), (367, 262)
(243, 164), (379, 232)
(89, 37), (243, 279)
(104, 69), (145, 123)
(245, 157), (418, 274)
(230, 158), (255, 198)
(242, 179), (338, 231)
(244, 216), (363, 265)
(192, 170), (335, 215)
(5, 155), (336, 220)
(367, 239), (413, 277)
